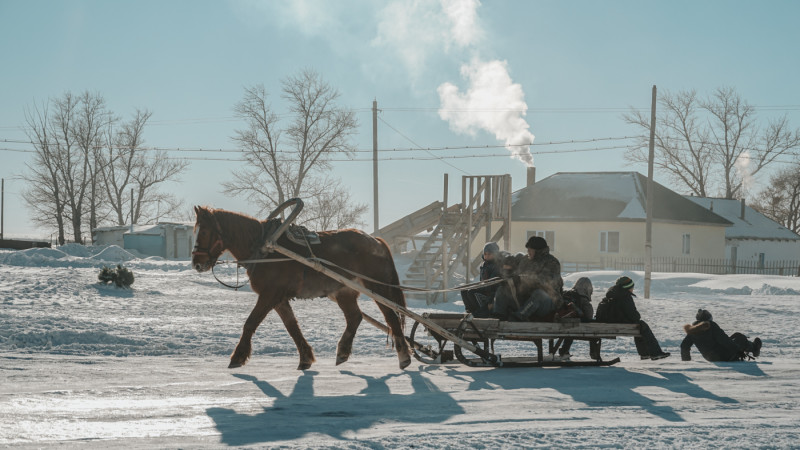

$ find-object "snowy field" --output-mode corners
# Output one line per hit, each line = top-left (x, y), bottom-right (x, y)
(2, 245), (800, 448)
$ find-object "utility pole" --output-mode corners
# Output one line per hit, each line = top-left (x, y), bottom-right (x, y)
(130, 188), (134, 233)
(1, 178), (4, 240)
(372, 99), (379, 234)
(645, 85), (657, 299)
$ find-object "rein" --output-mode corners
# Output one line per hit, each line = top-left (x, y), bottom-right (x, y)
(211, 253), (507, 294)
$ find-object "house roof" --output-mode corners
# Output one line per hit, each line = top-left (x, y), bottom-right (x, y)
(684, 196), (800, 241)
(511, 171), (733, 226)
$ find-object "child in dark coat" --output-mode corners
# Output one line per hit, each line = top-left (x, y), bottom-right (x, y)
(681, 309), (762, 361)
(595, 276), (670, 360)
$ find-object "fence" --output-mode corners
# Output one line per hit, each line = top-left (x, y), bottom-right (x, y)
(591, 256), (800, 276)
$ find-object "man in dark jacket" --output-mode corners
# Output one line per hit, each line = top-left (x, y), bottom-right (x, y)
(461, 242), (503, 318)
(681, 309), (762, 361)
(492, 236), (564, 321)
(595, 276), (670, 360)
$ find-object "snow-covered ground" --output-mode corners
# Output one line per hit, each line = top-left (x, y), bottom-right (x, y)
(2, 245), (800, 448)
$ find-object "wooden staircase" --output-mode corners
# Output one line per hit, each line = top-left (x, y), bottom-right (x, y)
(403, 175), (512, 304)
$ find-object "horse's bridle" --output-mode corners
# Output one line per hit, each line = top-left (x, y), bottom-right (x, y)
(192, 213), (225, 263)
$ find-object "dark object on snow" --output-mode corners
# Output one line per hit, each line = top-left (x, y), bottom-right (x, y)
(98, 264), (135, 288)
(681, 309), (762, 361)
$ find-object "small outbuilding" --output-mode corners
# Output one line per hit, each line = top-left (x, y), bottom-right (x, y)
(93, 222), (195, 259)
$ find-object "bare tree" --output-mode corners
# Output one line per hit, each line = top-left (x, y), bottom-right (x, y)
(72, 91), (112, 235)
(21, 100), (67, 244)
(129, 150), (188, 224)
(300, 177), (368, 230)
(624, 87), (800, 198)
(753, 165), (800, 234)
(223, 69), (364, 229)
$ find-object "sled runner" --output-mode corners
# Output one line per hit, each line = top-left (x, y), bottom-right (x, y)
(408, 313), (642, 367)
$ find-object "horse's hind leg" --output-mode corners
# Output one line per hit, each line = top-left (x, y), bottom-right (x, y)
(331, 288), (363, 366)
(370, 286), (411, 370)
(274, 301), (316, 370)
(230, 293), (281, 369)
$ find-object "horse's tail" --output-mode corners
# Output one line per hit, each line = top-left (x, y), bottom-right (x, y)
(373, 236), (407, 334)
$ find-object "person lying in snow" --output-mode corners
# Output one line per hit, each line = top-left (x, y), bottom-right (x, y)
(680, 309), (762, 361)
(461, 241), (504, 318)
(595, 276), (670, 360)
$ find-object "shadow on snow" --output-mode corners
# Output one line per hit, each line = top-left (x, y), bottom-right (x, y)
(207, 368), (464, 446)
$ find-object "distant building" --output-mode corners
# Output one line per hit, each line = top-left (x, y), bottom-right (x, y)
(92, 222), (194, 259)
(472, 171), (733, 265)
(685, 196), (800, 264)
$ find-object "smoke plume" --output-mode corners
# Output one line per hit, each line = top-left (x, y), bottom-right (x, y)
(438, 59), (535, 166)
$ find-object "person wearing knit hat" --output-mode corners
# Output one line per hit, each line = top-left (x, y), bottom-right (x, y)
(461, 241), (504, 317)
(681, 308), (762, 361)
(616, 276), (635, 290)
(595, 275), (671, 361)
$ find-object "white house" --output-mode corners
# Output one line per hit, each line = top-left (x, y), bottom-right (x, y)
(471, 171), (733, 266)
(685, 197), (800, 264)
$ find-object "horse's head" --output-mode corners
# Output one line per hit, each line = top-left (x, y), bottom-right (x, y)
(192, 206), (225, 272)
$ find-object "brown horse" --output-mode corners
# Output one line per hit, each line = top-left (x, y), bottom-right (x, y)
(191, 206), (411, 370)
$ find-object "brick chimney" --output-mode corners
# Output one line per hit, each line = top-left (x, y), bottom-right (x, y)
(740, 198), (746, 220)
(527, 167), (536, 187)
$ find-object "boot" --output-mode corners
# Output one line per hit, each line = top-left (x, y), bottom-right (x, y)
(752, 338), (762, 357)
(589, 340), (601, 360)
(512, 299), (537, 321)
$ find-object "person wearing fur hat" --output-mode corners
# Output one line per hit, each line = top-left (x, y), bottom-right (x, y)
(492, 235), (564, 321)
(680, 309), (762, 361)
(461, 242), (504, 318)
(595, 276), (670, 360)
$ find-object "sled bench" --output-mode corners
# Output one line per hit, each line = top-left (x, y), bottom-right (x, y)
(409, 313), (642, 367)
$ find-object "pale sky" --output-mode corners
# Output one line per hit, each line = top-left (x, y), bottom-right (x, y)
(1, 0), (799, 238)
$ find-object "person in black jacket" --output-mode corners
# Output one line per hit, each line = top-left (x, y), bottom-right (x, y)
(595, 276), (670, 360)
(681, 309), (762, 361)
(461, 242), (503, 318)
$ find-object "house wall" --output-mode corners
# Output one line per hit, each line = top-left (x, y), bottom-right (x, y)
(123, 234), (165, 258)
(470, 220), (726, 264)
(727, 239), (800, 262)
(93, 229), (125, 247)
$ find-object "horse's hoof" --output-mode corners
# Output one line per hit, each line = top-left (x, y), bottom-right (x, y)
(228, 361), (243, 369)
(297, 362), (312, 370)
(399, 357), (412, 370)
(335, 355), (349, 366)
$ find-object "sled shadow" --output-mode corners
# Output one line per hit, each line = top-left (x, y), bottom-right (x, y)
(207, 368), (464, 446)
(441, 365), (738, 423)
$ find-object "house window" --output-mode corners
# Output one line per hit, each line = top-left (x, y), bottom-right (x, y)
(600, 231), (620, 253)
(527, 230), (555, 251)
(682, 234), (691, 255)
(758, 253), (765, 269)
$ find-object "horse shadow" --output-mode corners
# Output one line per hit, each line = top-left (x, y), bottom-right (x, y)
(438, 365), (738, 423)
(206, 368), (464, 446)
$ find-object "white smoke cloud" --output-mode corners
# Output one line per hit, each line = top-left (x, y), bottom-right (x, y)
(441, 0), (483, 48)
(438, 59), (535, 166)
(735, 151), (754, 194)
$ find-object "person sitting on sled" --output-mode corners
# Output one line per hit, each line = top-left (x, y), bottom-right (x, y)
(461, 241), (503, 318)
(681, 308), (762, 362)
(595, 276), (670, 360)
(490, 236), (564, 321)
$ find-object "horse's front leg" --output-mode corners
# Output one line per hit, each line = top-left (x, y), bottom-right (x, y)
(273, 301), (316, 370)
(331, 288), (363, 366)
(229, 292), (282, 369)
